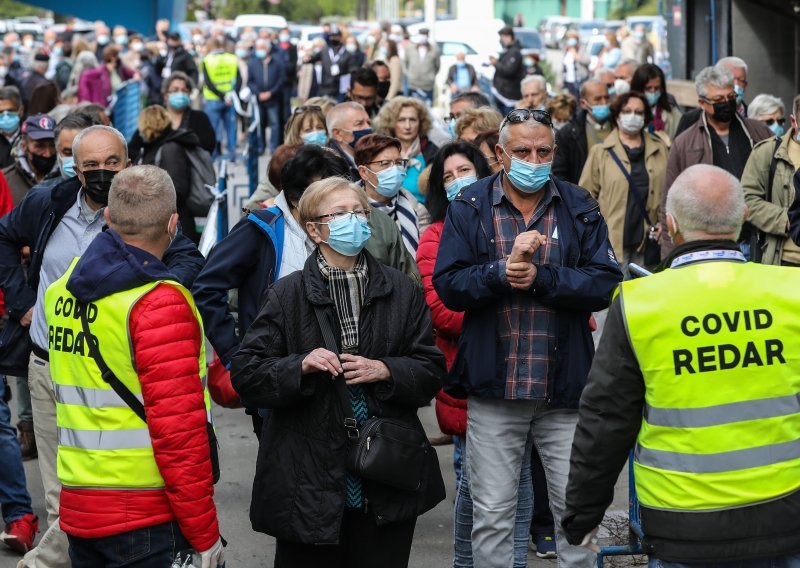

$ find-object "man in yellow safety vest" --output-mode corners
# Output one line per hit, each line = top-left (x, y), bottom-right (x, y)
(201, 36), (240, 161)
(562, 164), (800, 565)
(44, 165), (225, 567)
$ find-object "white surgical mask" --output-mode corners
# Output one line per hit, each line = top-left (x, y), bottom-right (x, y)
(618, 112), (645, 134)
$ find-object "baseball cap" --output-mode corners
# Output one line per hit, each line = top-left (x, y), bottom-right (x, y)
(22, 113), (55, 140)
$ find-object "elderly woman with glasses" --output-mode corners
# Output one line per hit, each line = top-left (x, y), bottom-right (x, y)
(748, 94), (786, 137)
(355, 133), (431, 255)
(232, 176), (446, 568)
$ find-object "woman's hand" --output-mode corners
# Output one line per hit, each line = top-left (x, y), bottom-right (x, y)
(340, 354), (391, 385)
(301, 348), (343, 376)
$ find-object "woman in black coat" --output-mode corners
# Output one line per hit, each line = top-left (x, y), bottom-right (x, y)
(135, 104), (202, 243)
(231, 177), (446, 568)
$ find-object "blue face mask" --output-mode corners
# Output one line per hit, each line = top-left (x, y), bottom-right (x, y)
(591, 104), (610, 122)
(168, 92), (190, 110)
(448, 120), (456, 139)
(369, 165), (406, 198)
(347, 127), (373, 148)
(502, 148), (551, 193)
(255, 49), (268, 59)
(608, 87), (616, 96)
(0, 112), (20, 134)
(445, 175), (477, 201)
(59, 156), (76, 178)
(235, 48), (247, 58)
(769, 122), (785, 137)
(302, 130), (327, 145)
(645, 90), (661, 107)
(322, 213), (372, 256)
(734, 84), (744, 105)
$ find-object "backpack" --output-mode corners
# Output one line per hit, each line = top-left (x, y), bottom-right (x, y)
(155, 144), (216, 217)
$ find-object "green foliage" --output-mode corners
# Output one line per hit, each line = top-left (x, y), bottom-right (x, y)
(0, 0), (45, 18)
(218, 0), (359, 23)
(539, 58), (556, 89)
(610, 0), (658, 20)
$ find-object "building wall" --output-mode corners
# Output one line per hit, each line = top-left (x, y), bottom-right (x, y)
(494, 0), (583, 27)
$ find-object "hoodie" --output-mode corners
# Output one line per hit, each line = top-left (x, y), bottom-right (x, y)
(58, 229), (220, 552)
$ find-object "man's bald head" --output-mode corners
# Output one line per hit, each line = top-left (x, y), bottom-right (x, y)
(666, 164), (746, 244)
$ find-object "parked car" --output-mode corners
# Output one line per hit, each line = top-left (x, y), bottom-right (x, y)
(513, 27), (544, 59)
(233, 14), (289, 38)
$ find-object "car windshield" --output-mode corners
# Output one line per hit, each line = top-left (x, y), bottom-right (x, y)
(515, 31), (542, 50)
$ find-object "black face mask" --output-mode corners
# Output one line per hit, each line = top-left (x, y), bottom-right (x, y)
(377, 81), (390, 99)
(710, 98), (736, 123)
(29, 152), (56, 175)
(81, 168), (118, 205)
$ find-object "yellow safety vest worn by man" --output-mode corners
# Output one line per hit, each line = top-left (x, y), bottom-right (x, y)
(202, 51), (239, 101)
(563, 242), (800, 562)
(44, 228), (220, 556)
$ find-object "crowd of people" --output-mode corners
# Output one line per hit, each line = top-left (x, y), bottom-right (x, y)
(0, 12), (798, 568)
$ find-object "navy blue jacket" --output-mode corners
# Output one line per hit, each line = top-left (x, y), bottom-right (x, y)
(247, 54), (285, 106)
(191, 207), (284, 366)
(0, 176), (206, 376)
(432, 173), (623, 407)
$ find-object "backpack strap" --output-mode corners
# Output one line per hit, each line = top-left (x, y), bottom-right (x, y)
(246, 206), (285, 282)
(607, 148), (653, 226)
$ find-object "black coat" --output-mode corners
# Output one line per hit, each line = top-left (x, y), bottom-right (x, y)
(231, 251), (446, 545)
(156, 46), (199, 86)
(309, 46), (359, 98)
(553, 109), (589, 185)
(492, 39), (525, 100)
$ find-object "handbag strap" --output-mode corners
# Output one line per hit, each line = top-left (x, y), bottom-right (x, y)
(312, 305), (360, 439)
(608, 147), (653, 226)
(79, 303), (147, 424)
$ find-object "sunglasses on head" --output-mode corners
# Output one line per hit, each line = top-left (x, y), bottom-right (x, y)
(293, 105), (322, 115)
(500, 108), (553, 130)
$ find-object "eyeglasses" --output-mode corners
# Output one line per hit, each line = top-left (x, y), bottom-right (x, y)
(500, 108), (553, 131)
(364, 158), (408, 169)
(312, 209), (370, 223)
(764, 117), (786, 127)
(444, 113), (458, 123)
(293, 105), (322, 115)
(701, 93), (736, 105)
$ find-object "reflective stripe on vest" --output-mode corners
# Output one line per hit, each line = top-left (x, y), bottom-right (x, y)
(202, 52), (238, 101)
(620, 260), (800, 512)
(45, 258), (210, 490)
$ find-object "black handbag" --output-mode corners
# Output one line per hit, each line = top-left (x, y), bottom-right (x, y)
(79, 304), (221, 484)
(313, 305), (430, 492)
(608, 148), (661, 266)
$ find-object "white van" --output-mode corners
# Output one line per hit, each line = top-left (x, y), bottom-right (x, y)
(233, 14), (289, 38)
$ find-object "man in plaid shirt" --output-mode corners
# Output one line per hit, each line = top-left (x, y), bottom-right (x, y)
(434, 109), (622, 568)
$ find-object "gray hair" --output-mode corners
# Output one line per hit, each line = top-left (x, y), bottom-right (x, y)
(593, 67), (614, 81)
(521, 74), (546, 92)
(716, 56), (748, 74)
(748, 94), (784, 119)
(72, 125), (128, 165)
(326, 101), (366, 132)
(694, 65), (734, 99)
(0, 86), (21, 110)
(666, 164), (745, 240)
(498, 115), (554, 147)
(615, 58), (640, 74)
(108, 165), (176, 241)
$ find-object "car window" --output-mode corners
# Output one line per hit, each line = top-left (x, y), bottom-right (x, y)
(515, 31), (543, 50)
(438, 42), (477, 56)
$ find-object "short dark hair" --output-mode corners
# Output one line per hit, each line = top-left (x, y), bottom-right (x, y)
(267, 143), (302, 190)
(610, 91), (653, 129)
(280, 144), (351, 203)
(630, 63), (672, 112)
(79, 103), (108, 125)
(451, 91), (490, 109)
(162, 71), (196, 96)
(473, 129), (499, 151)
(354, 133), (400, 166)
(55, 112), (99, 143)
(351, 67), (378, 90)
(499, 26), (514, 38)
(427, 142), (492, 223)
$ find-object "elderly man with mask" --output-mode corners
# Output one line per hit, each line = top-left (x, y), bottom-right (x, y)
(553, 79), (612, 184)
(564, 164), (800, 567)
(0, 125), (204, 568)
(433, 108), (622, 568)
(326, 101), (372, 180)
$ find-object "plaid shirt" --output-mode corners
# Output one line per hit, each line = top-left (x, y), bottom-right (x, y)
(492, 174), (561, 400)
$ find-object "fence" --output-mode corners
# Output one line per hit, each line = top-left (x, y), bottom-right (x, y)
(111, 80), (142, 142)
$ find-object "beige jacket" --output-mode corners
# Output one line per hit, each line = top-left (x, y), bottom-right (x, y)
(579, 129), (668, 257)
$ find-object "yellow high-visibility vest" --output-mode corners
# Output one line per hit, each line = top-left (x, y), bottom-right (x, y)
(45, 258), (210, 489)
(620, 259), (800, 511)
(202, 52), (238, 101)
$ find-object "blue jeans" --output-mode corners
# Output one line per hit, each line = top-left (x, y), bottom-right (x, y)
(453, 435), (464, 486)
(453, 433), (532, 568)
(68, 521), (192, 567)
(410, 88), (434, 106)
(649, 554), (800, 568)
(204, 98), (238, 161)
(0, 376), (33, 524)
(258, 102), (282, 154)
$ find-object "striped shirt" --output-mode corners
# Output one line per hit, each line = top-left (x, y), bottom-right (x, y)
(492, 174), (561, 400)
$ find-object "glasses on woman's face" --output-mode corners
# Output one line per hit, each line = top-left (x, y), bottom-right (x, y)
(312, 209), (370, 223)
(364, 158), (408, 171)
